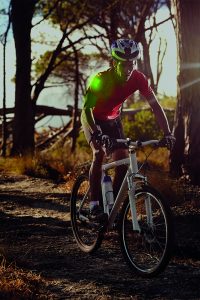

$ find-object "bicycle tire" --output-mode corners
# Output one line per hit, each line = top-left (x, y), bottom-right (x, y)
(118, 185), (173, 277)
(70, 174), (103, 253)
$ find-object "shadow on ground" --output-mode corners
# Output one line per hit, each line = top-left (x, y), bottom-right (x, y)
(0, 175), (200, 299)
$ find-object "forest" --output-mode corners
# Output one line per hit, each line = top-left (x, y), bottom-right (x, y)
(0, 0), (199, 184)
(0, 0), (200, 299)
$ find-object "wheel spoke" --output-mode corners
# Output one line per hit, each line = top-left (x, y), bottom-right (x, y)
(70, 175), (102, 253)
(120, 187), (173, 276)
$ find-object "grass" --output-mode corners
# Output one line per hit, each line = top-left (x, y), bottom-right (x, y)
(0, 140), (170, 182)
(0, 155), (64, 181)
(0, 136), (92, 180)
(0, 257), (47, 300)
(1, 139), (194, 206)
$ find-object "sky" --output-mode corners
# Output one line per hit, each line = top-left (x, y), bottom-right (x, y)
(0, 2), (177, 128)
(148, 7), (177, 96)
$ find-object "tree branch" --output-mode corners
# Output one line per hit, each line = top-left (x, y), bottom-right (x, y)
(32, 0), (61, 27)
(135, 0), (155, 42)
(145, 15), (174, 32)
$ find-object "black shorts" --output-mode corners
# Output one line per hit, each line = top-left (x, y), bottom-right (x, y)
(81, 116), (125, 149)
(95, 117), (125, 139)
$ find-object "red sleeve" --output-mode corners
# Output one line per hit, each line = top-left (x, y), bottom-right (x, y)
(135, 71), (154, 98)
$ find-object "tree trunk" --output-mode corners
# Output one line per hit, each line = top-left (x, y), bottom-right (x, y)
(2, 11), (11, 157)
(70, 43), (80, 152)
(169, 96), (185, 176)
(140, 33), (156, 91)
(109, 3), (118, 42)
(170, 0), (200, 184)
(11, 0), (36, 156)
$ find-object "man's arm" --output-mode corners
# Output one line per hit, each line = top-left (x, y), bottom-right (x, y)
(81, 107), (99, 134)
(81, 88), (100, 135)
(145, 91), (171, 135)
(137, 71), (171, 135)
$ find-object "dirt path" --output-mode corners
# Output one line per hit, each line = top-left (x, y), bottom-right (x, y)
(0, 173), (200, 299)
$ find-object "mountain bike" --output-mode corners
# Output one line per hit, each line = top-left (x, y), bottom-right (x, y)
(70, 138), (174, 277)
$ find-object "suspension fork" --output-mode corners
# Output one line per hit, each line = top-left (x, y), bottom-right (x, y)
(145, 193), (153, 226)
(127, 148), (141, 232)
(139, 176), (153, 226)
(127, 173), (141, 232)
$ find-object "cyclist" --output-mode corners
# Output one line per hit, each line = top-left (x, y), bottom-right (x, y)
(81, 38), (175, 222)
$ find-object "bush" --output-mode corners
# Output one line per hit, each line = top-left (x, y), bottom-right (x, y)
(0, 257), (45, 300)
(122, 109), (175, 141)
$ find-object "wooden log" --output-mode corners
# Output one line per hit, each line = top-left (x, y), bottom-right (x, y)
(0, 105), (74, 117)
(36, 119), (72, 149)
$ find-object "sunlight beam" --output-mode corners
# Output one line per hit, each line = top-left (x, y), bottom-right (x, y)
(181, 63), (200, 69)
(180, 77), (200, 90)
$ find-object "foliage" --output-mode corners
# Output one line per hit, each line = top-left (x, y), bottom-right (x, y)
(76, 131), (90, 150)
(159, 95), (177, 109)
(39, 0), (91, 28)
(123, 110), (161, 141)
(0, 155), (62, 181)
(35, 135), (91, 176)
(0, 257), (44, 300)
(122, 95), (175, 141)
(122, 109), (174, 141)
(127, 95), (176, 109)
(34, 50), (75, 83)
(34, 50), (106, 93)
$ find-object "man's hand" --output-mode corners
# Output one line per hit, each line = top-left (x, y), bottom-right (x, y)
(90, 130), (113, 150)
(164, 134), (176, 151)
(90, 130), (102, 145)
(101, 135), (113, 150)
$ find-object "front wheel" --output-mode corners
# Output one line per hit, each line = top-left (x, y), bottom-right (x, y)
(119, 186), (173, 277)
(70, 174), (103, 253)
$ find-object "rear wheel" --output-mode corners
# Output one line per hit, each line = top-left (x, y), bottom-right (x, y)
(119, 186), (173, 277)
(70, 174), (103, 253)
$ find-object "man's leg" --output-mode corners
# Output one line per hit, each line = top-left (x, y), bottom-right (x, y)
(112, 148), (128, 197)
(89, 146), (104, 208)
(81, 120), (104, 208)
(89, 145), (108, 223)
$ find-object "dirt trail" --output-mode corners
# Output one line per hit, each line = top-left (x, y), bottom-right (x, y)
(0, 173), (200, 299)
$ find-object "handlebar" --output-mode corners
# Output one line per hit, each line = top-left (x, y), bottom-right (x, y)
(100, 137), (168, 152)
(115, 138), (166, 148)
(115, 138), (160, 148)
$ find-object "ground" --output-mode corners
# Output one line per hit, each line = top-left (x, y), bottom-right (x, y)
(0, 173), (200, 299)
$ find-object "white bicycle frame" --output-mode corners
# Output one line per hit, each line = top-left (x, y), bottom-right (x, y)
(102, 139), (159, 231)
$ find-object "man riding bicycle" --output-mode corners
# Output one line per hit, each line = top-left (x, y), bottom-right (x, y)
(81, 38), (175, 222)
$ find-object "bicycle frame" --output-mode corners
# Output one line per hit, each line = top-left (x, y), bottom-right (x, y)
(102, 147), (147, 231)
(78, 139), (159, 232)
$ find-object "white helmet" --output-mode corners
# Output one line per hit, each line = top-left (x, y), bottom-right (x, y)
(111, 39), (140, 61)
